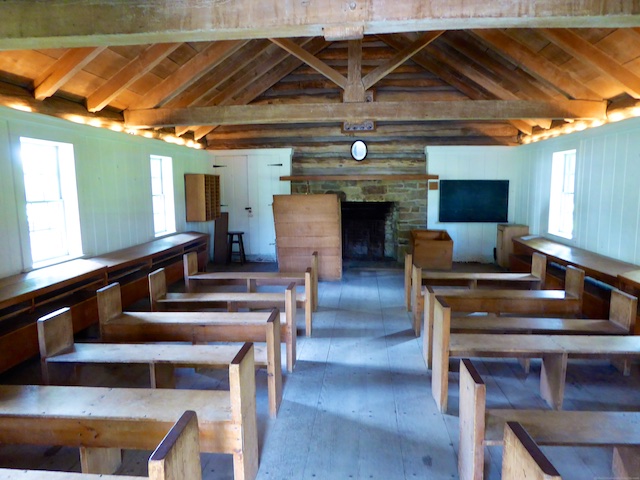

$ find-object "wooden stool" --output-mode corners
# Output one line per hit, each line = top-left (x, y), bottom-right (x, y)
(227, 231), (246, 264)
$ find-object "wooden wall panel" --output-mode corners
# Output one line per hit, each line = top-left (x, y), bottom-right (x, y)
(518, 116), (640, 265)
(273, 194), (342, 280)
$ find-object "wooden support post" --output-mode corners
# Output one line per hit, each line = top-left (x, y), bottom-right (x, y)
(80, 447), (122, 474)
(540, 352), (568, 410)
(247, 279), (256, 293)
(285, 283), (297, 372)
(404, 252), (413, 311)
(266, 310), (283, 418)
(311, 251), (319, 311)
(149, 268), (168, 312)
(458, 359), (486, 480)
(531, 252), (547, 288)
(183, 252), (198, 292)
(150, 363), (176, 389)
(431, 296), (451, 413)
(305, 269), (312, 336)
(411, 264), (423, 336)
(97, 283), (123, 338)
(229, 343), (258, 480)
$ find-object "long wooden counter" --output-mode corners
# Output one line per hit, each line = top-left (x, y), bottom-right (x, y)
(0, 232), (209, 373)
(511, 235), (640, 328)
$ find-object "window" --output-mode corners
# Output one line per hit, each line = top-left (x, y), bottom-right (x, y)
(150, 155), (176, 236)
(20, 137), (82, 267)
(548, 149), (576, 239)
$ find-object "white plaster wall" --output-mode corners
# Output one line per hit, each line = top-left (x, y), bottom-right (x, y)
(426, 146), (526, 263)
(0, 106), (212, 277)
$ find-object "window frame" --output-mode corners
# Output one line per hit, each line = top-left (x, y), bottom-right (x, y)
(150, 154), (176, 237)
(548, 148), (577, 240)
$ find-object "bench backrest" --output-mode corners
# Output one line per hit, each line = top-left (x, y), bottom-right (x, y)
(149, 268), (168, 312)
(564, 266), (585, 301)
(37, 307), (74, 359)
(502, 422), (562, 480)
(183, 252), (198, 292)
(148, 410), (202, 480)
(531, 252), (547, 285)
(458, 358), (486, 480)
(609, 289), (638, 333)
(97, 282), (124, 332)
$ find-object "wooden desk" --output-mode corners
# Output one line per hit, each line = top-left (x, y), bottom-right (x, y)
(0, 232), (209, 374)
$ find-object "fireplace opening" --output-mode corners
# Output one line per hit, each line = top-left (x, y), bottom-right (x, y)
(342, 202), (395, 260)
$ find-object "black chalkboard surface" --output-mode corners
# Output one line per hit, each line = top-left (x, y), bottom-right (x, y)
(439, 180), (509, 222)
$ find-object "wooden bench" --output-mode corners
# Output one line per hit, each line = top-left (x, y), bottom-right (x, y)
(424, 286), (636, 371)
(97, 282), (282, 416)
(501, 421), (562, 480)
(422, 265), (585, 368)
(148, 268), (297, 372)
(37, 306), (280, 418)
(459, 359), (640, 480)
(183, 250), (318, 336)
(408, 252), (546, 336)
(0, 344), (258, 480)
(0, 410), (203, 480)
(432, 293), (639, 413)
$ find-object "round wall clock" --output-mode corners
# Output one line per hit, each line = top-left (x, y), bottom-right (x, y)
(350, 140), (368, 161)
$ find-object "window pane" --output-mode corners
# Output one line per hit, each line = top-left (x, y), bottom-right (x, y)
(548, 149), (576, 239)
(151, 177), (164, 196)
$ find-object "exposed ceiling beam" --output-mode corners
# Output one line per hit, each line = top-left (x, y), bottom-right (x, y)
(2, 1), (640, 50)
(362, 31), (443, 90)
(128, 40), (247, 110)
(33, 47), (105, 100)
(125, 100), (607, 127)
(473, 30), (602, 101)
(191, 38), (330, 140)
(377, 33), (533, 135)
(87, 43), (182, 112)
(541, 28), (640, 98)
(270, 38), (347, 89)
(344, 39), (365, 103)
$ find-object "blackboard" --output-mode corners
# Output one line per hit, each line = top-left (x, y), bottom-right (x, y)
(438, 180), (509, 223)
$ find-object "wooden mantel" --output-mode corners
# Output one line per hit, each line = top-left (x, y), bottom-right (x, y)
(280, 174), (438, 181)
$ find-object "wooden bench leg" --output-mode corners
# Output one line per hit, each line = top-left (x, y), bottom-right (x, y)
(423, 289), (435, 370)
(285, 285), (297, 373)
(411, 264), (422, 336)
(247, 279), (256, 293)
(518, 358), (531, 374)
(305, 270), (313, 336)
(404, 253), (412, 311)
(150, 364), (176, 389)
(229, 344), (258, 480)
(611, 358), (632, 376)
(267, 312), (283, 418)
(613, 446), (640, 478)
(431, 297), (451, 413)
(540, 353), (567, 410)
(80, 447), (122, 474)
(458, 359), (486, 480)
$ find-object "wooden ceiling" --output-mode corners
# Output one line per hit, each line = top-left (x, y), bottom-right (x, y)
(0, 1), (640, 149)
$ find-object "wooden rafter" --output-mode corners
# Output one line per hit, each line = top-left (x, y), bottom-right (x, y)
(192, 38), (330, 140)
(473, 29), (602, 101)
(362, 31), (444, 90)
(377, 33), (533, 135)
(2, 1), (640, 50)
(87, 43), (182, 112)
(125, 99), (607, 128)
(270, 38), (347, 89)
(541, 28), (640, 99)
(128, 40), (247, 110)
(34, 47), (105, 100)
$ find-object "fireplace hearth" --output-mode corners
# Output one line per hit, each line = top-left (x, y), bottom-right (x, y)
(342, 202), (394, 260)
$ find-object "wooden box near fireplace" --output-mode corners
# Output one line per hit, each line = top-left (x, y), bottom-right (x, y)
(410, 230), (453, 270)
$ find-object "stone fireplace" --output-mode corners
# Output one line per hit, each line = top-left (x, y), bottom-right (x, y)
(291, 180), (427, 260)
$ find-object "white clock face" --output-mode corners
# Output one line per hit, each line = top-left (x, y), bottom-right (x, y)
(351, 140), (367, 161)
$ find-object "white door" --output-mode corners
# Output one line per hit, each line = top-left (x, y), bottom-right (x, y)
(214, 155), (251, 251)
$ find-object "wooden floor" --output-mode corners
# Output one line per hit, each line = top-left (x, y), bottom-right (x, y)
(1, 265), (640, 479)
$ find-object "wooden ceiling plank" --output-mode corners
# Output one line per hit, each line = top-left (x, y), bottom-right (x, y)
(86, 43), (182, 112)
(378, 33), (531, 135)
(362, 31), (444, 90)
(270, 38), (347, 89)
(2, 1), (640, 50)
(541, 28), (640, 98)
(193, 38), (329, 139)
(474, 29), (602, 101)
(34, 47), (105, 100)
(128, 40), (248, 110)
(125, 99), (607, 128)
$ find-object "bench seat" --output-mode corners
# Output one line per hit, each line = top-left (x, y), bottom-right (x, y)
(150, 268), (297, 372)
(97, 283), (282, 416)
(432, 290), (638, 413)
(459, 359), (640, 480)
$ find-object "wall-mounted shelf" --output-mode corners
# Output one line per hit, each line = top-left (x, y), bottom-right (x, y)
(280, 174), (438, 181)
